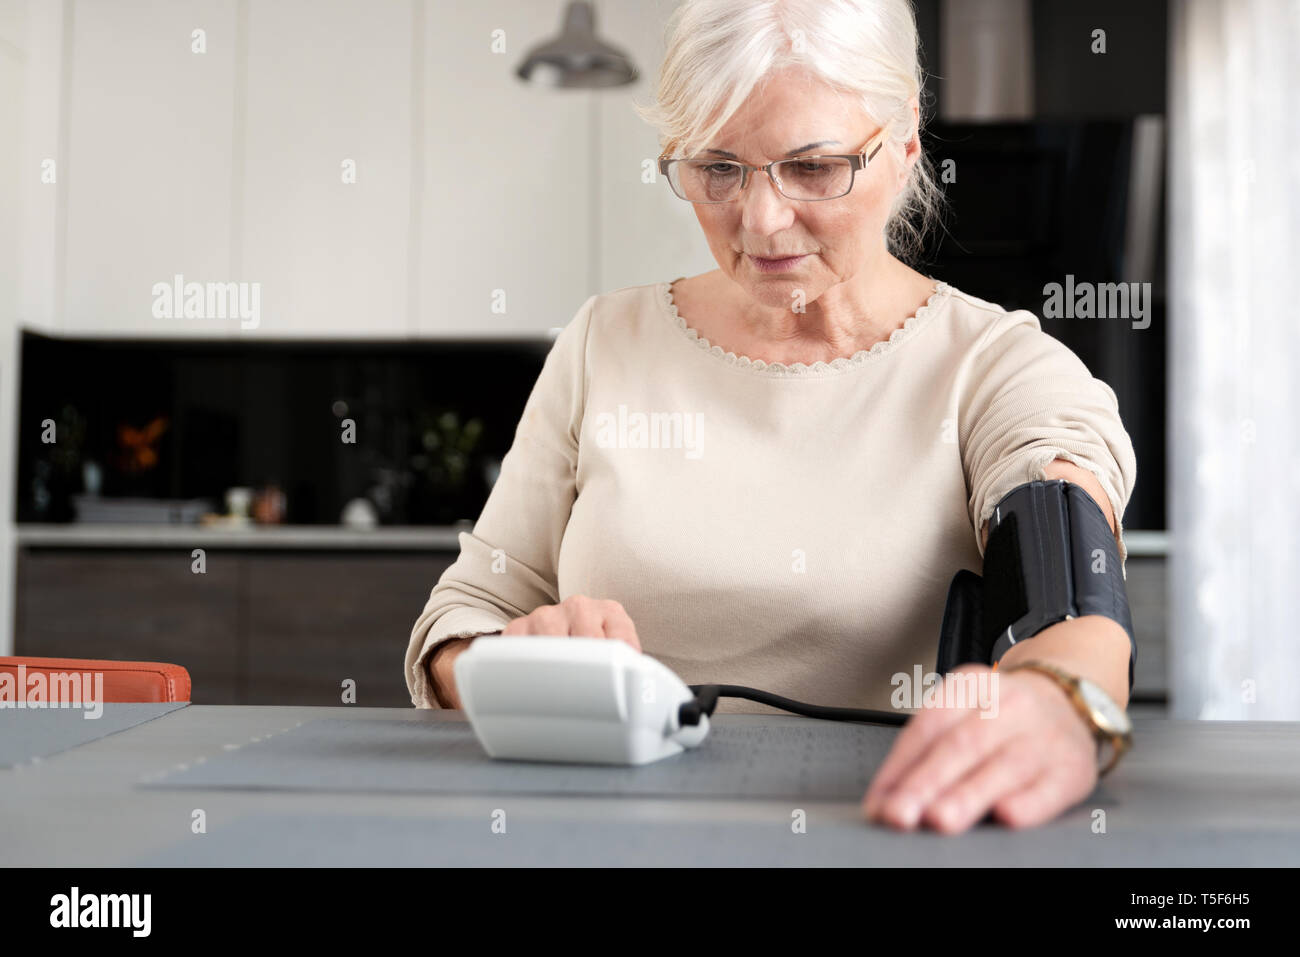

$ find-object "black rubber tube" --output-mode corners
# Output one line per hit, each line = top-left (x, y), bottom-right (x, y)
(679, 684), (908, 727)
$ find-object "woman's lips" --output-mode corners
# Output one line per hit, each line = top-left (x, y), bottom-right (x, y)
(750, 254), (807, 273)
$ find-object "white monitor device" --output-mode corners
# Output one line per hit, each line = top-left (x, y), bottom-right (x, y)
(453, 635), (710, 765)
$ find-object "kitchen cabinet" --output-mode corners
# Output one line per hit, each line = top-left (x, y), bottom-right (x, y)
(14, 549), (243, 702)
(14, 547), (455, 707)
(54, 0), (415, 339)
(37, 0), (712, 340)
(61, 0), (239, 337)
(245, 551), (453, 705)
(417, 2), (592, 336)
(239, 0), (413, 338)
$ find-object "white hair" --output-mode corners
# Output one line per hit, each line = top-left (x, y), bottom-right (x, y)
(635, 0), (943, 262)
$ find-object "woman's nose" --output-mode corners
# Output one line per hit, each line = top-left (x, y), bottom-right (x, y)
(739, 168), (796, 231)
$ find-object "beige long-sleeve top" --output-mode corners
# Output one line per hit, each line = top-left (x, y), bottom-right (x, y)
(404, 278), (1137, 713)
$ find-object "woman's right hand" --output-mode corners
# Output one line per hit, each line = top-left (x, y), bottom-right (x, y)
(428, 595), (641, 709)
(500, 594), (642, 650)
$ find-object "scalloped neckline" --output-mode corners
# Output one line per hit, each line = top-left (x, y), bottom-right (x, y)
(656, 277), (952, 376)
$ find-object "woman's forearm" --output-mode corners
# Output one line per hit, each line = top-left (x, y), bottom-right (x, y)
(995, 615), (1132, 709)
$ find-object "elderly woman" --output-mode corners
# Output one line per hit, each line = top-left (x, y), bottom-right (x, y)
(405, 0), (1136, 835)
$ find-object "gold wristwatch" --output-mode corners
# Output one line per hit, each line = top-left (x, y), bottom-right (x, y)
(1000, 659), (1133, 776)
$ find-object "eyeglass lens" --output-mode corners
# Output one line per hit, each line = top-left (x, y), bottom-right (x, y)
(669, 157), (855, 202)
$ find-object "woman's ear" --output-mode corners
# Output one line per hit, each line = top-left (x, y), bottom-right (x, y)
(896, 97), (921, 190)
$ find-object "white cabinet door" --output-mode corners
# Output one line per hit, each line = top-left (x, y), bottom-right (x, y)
(14, 0), (60, 336)
(417, 2), (591, 337)
(0, 4), (24, 330)
(239, 0), (413, 338)
(62, 0), (239, 337)
(53, 0), (702, 340)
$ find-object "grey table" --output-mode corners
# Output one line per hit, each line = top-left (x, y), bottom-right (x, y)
(2, 704), (1298, 866)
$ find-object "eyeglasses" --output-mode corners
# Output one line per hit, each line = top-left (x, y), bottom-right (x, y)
(657, 130), (887, 204)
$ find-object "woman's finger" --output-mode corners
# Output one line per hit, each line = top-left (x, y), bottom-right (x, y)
(919, 735), (1042, 834)
(563, 596), (609, 639)
(862, 706), (968, 820)
(863, 668), (993, 815)
(526, 605), (569, 636)
(600, 602), (642, 652)
(990, 764), (1092, 830)
(867, 710), (1010, 829)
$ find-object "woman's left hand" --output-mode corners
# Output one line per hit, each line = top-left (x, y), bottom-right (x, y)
(862, 663), (1099, 833)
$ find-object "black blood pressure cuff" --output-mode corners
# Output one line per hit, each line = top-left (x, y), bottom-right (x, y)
(936, 479), (1136, 692)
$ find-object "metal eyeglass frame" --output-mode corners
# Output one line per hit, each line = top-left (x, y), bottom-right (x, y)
(657, 129), (888, 204)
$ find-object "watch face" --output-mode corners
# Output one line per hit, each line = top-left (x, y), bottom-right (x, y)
(1077, 677), (1132, 734)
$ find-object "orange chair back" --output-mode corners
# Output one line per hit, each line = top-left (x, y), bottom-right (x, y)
(0, 656), (191, 703)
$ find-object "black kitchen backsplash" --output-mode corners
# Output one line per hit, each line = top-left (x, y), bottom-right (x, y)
(16, 334), (551, 525)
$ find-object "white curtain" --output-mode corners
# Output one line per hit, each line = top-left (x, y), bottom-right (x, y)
(1169, 0), (1300, 718)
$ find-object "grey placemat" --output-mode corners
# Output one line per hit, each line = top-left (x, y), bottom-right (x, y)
(0, 702), (189, 768)
(141, 717), (896, 800)
(130, 809), (1300, 867)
